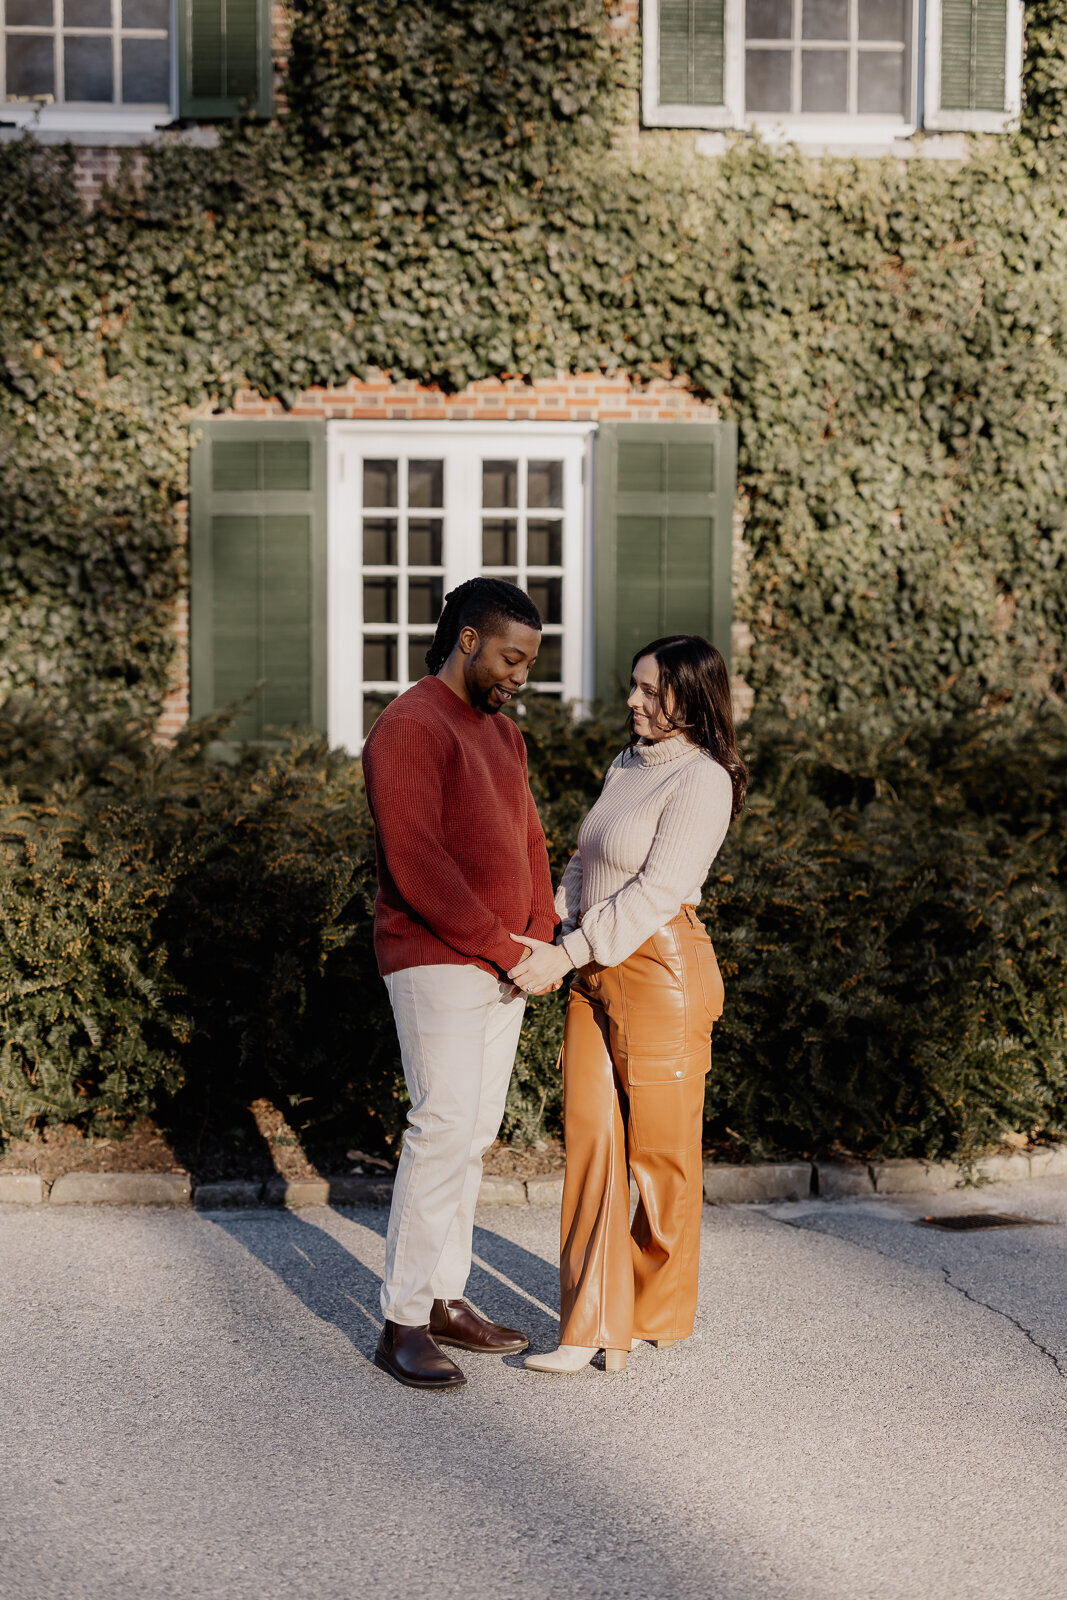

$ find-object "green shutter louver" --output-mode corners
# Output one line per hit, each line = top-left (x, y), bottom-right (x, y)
(190, 421), (326, 740)
(178, 0), (272, 119)
(594, 422), (736, 701)
(658, 0), (725, 107)
(940, 0), (1007, 112)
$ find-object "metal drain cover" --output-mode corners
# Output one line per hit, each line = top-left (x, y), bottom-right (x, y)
(915, 1212), (1053, 1232)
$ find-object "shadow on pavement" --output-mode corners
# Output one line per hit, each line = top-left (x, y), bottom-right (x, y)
(205, 1205), (562, 1365)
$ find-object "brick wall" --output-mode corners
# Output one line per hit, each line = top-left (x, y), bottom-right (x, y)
(226, 370), (715, 426)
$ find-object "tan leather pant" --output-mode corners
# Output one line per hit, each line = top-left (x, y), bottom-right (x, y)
(559, 906), (724, 1348)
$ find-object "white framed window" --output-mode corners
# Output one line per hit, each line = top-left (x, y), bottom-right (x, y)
(0, 0), (173, 139)
(643, 0), (1023, 142)
(327, 423), (594, 753)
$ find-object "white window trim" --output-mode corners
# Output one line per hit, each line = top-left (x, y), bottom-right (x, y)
(0, 0), (176, 143)
(923, 0), (1023, 132)
(327, 421), (596, 755)
(642, 0), (745, 128)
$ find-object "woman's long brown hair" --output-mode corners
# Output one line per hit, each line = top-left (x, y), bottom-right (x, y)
(628, 635), (748, 817)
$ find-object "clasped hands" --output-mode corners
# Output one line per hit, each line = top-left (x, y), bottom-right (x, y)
(507, 933), (573, 997)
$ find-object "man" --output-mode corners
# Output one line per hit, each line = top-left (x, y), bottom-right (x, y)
(361, 576), (559, 1390)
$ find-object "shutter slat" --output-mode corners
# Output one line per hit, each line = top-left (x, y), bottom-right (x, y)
(190, 422), (326, 740)
(659, 0), (725, 107)
(594, 423), (736, 700)
(940, 0), (1007, 112)
(179, 0), (270, 119)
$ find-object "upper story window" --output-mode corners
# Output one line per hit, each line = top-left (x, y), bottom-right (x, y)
(643, 0), (1024, 145)
(2, 0), (170, 110)
(0, 0), (271, 142)
(745, 0), (910, 118)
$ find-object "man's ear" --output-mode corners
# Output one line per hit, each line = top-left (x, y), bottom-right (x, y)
(457, 626), (479, 657)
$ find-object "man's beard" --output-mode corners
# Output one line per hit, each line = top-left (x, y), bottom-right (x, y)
(465, 648), (504, 714)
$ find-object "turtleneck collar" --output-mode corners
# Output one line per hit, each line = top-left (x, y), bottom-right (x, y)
(625, 734), (699, 767)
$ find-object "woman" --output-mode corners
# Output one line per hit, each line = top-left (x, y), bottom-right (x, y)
(508, 635), (747, 1374)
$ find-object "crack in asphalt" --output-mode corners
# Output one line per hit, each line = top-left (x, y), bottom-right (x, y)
(761, 1210), (1066, 1386)
(938, 1265), (1067, 1381)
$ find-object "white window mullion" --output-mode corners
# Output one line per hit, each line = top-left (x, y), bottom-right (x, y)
(55, 0), (65, 105)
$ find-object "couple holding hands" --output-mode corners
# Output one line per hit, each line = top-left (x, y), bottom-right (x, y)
(362, 577), (746, 1389)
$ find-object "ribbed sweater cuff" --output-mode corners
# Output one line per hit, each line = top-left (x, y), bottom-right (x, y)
(561, 928), (593, 969)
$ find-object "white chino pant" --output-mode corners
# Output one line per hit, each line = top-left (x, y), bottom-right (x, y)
(380, 963), (526, 1327)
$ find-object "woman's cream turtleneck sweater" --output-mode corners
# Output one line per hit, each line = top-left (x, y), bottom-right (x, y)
(555, 734), (733, 970)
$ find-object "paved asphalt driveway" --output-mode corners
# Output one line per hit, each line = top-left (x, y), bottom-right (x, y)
(2, 1177), (1066, 1600)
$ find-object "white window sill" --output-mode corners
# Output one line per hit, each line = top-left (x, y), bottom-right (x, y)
(694, 126), (973, 160)
(0, 104), (218, 146)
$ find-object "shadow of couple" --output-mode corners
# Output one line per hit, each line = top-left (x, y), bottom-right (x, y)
(207, 1203), (562, 1366)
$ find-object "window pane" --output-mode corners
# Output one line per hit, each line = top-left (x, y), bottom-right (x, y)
(532, 635), (562, 681)
(65, 0), (110, 25)
(802, 0), (848, 39)
(858, 49), (905, 112)
(363, 577), (397, 624)
(6, 35), (54, 98)
(858, 0), (906, 41)
(8, 0), (52, 22)
(407, 637), (433, 681)
(482, 518), (517, 566)
(527, 459), (563, 509)
(527, 519), (563, 567)
(122, 35), (168, 102)
(64, 34), (112, 99)
(408, 517), (442, 566)
(363, 639), (397, 681)
(801, 48), (847, 110)
(363, 460), (397, 509)
(362, 518), (397, 566)
(363, 692), (396, 731)
(407, 459), (443, 508)
(408, 576), (443, 626)
(123, 0), (169, 25)
(746, 48), (791, 111)
(482, 460), (518, 509)
(527, 577), (562, 625)
(746, 0), (791, 39)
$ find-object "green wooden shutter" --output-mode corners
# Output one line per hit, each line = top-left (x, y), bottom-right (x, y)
(190, 420), (326, 739)
(940, 0), (1007, 111)
(658, 0), (725, 106)
(178, 0), (272, 119)
(594, 422), (736, 701)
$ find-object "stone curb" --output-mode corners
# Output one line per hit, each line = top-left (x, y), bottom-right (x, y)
(48, 1172), (192, 1206)
(0, 1174), (45, 1204)
(703, 1162), (812, 1204)
(4, 1145), (1065, 1210)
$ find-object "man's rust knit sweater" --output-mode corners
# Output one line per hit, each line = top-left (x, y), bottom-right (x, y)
(361, 675), (558, 977)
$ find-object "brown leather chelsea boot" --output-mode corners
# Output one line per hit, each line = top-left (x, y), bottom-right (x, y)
(429, 1298), (529, 1354)
(374, 1320), (466, 1390)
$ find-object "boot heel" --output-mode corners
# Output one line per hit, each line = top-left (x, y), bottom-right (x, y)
(654, 1339), (675, 1350)
(604, 1349), (627, 1372)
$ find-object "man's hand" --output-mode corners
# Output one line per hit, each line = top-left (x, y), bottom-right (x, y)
(507, 933), (572, 996)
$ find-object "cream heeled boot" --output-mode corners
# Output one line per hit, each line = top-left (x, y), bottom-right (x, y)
(524, 1345), (628, 1373)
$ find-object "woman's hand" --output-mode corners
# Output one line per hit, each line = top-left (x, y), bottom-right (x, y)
(508, 933), (572, 996)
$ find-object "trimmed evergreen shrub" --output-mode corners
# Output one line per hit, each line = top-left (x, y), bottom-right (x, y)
(1, 696), (1064, 1164)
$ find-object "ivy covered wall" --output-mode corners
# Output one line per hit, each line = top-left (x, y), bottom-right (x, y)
(2, 0), (1066, 729)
